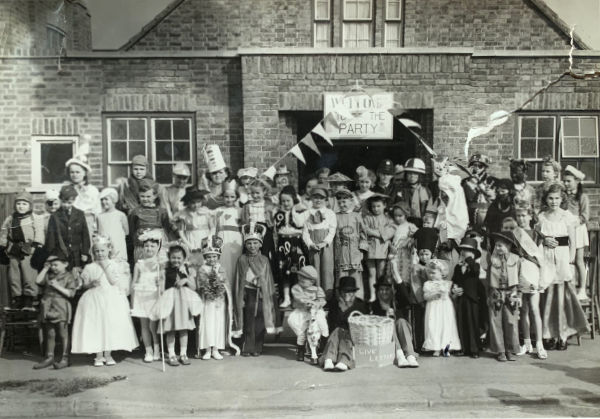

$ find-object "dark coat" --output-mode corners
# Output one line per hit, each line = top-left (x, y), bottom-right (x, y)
(325, 296), (368, 332)
(452, 258), (484, 303)
(45, 207), (90, 268)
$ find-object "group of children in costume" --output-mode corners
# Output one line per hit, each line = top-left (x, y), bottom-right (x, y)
(0, 143), (591, 371)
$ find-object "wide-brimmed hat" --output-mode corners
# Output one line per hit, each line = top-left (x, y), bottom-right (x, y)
(374, 276), (394, 289)
(338, 276), (359, 292)
(490, 231), (518, 249)
(181, 187), (210, 204)
(297, 265), (318, 284)
(403, 158), (426, 175)
(327, 172), (352, 183)
(457, 237), (481, 259)
(274, 164), (290, 177)
(172, 163), (191, 177)
(468, 154), (491, 167)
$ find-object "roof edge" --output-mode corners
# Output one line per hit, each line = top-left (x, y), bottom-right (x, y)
(119, 0), (187, 51)
(526, 0), (592, 50)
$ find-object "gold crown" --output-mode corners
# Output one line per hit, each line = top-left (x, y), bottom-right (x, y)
(202, 235), (223, 256)
(242, 222), (266, 243)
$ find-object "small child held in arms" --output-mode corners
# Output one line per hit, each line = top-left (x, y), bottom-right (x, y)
(33, 253), (78, 369)
(0, 191), (44, 310)
(151, 244), (202, 367)
(197, 236), (234, 360)
(287, 265), (329, 363)
(232, 223), (279, 357)
(363, 194), (395, 302)
(422, 259), (461, 356)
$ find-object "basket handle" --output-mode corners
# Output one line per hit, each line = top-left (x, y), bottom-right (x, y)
(349, 310), (364, 318)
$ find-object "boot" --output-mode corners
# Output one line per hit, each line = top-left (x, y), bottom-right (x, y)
(53, 355), (69, 369)
(33, 355), (54, 370)
(22, 296), (35, 312)
(296, 344), (305, 361)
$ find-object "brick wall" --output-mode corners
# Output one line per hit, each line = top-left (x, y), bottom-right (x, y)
(240, 53), (600, 218)
(0, 0), (92, 56)
(0, 56), (243, 200)
(403, 0), (569, 49)
(129, 0), (568, 50)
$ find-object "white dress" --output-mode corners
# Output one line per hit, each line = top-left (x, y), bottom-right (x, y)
(197, 265), (227, 350)
(131, 258), (160, 318)
(215, 206), (243, 290)
(72, 183), (101, 237)
(71, 261), (138, 354)
(422, 280), (462, 351)
(97, 209), (129, 262)
(537, 209), (575, 286)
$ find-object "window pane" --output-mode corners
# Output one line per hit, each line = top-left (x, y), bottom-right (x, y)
(580, 137), (597, 156)
(385, 23), (400, 47)
(129, 120), (146, 140)
(520, 139), (536, 158)
(520, 118), (536, 137)
(109, 165), (129, 185)
(344, 23), (371, 47)
(155, 120), (171, 140)
(173, 120), (190, 140)
(173, 142), (191, 161)
(40, 143), (71, 183)
(562, 137), (579, 156)
(345, 1), (357, 18)
(563, 118), (579, 136)
(387, 0), (401, 19)
(154, 165), (172, 184)
(538, 139), (553, 157)
(129, 141), (146, 160)
(316, 0), (329, 19)
(315, 22), (330, 47)
(110, 120), (127, 140)
(110, 141), (127, 162)
(538, 117), (554, 138)
(527, 162), (539, 181)
(581, 117), (597, 137)
(357, 0), (370, 18)
(580, 160), (597, 183)
(155, 141), (173, 161)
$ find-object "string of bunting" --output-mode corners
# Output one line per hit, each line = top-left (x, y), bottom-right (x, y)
(261, 26), (599, 177)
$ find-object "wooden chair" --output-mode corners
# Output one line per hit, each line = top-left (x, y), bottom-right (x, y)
(0, 307), (43, 357)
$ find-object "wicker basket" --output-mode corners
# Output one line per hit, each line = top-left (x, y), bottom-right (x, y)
(348, 311), (394, 346)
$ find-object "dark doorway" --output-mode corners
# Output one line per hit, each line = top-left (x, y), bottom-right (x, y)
(294, 110), (433, 192)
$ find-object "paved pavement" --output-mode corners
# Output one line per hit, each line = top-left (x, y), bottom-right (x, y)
(1, 335), (599, 418)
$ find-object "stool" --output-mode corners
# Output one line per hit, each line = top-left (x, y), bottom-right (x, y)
(0, 308), (43, 357)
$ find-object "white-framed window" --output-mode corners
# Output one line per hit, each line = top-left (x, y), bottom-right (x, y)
(314, 0), (331, 47)
(104, 114), (196, 185)
(343, 0), (372, 48)
(517, 114), (600, 183)
(384, 0), (403, 47)
(31, 135), (78, 189)
(46, 24), (65, 52)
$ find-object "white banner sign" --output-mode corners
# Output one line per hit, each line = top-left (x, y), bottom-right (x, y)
(323, 92), (394, 139)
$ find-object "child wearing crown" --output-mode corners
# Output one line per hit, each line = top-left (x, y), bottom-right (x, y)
(197, 236), (239, 360)
(232, 223), (278, 357)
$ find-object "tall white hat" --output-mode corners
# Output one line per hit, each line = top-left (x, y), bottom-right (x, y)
(203, 144), (226, 173)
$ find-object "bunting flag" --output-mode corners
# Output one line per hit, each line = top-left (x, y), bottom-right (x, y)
(312, 123), (333, 146)
(289, 145), (306, 164)
(464, 110), (510, 159)
(262, 165), (276, 180)
(393, 116), (436, 157)
(324, 111), (339, 128)
(301, 133), (321, 156)
(398, 118), (422, 130)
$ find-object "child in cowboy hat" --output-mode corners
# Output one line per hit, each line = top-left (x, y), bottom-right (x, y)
(321, 276), (368, 371)
(287, 265), (329, 362)
(481, 231), (522, 361)
(451, 237), (485, 358)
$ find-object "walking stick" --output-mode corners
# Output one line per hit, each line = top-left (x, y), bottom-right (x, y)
(156, 253), (165, 372)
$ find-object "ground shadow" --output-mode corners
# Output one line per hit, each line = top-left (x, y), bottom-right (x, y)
(531, 362), (600, 387)
(487, 388), (562, 416)
(559, 387), (600, 404)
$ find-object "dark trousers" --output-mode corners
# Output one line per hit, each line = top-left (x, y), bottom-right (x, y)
(243, 288), (265, 354)
(456, 298), (480, 355)
(319, 327), (355, 369)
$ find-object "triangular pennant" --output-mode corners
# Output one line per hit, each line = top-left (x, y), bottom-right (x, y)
(289, 145), (306, 164)
(301, 133), (321, 156)
(262, 166), (276, 179)
(312, 123), (333, 146)
(333, 102), (355, 120)
(398, 118), (421, 130)
(387, 107), (406, 117)
(324, 112), (339, 129)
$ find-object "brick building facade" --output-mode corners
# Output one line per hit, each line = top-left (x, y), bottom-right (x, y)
(1, 0), (600, 217)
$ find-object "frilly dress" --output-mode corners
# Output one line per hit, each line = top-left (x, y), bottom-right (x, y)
(71, 260), (138, 354)
(149, 263), (203, 332)
(131, 258), (161, 318)
(422, 279), (461, 351)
